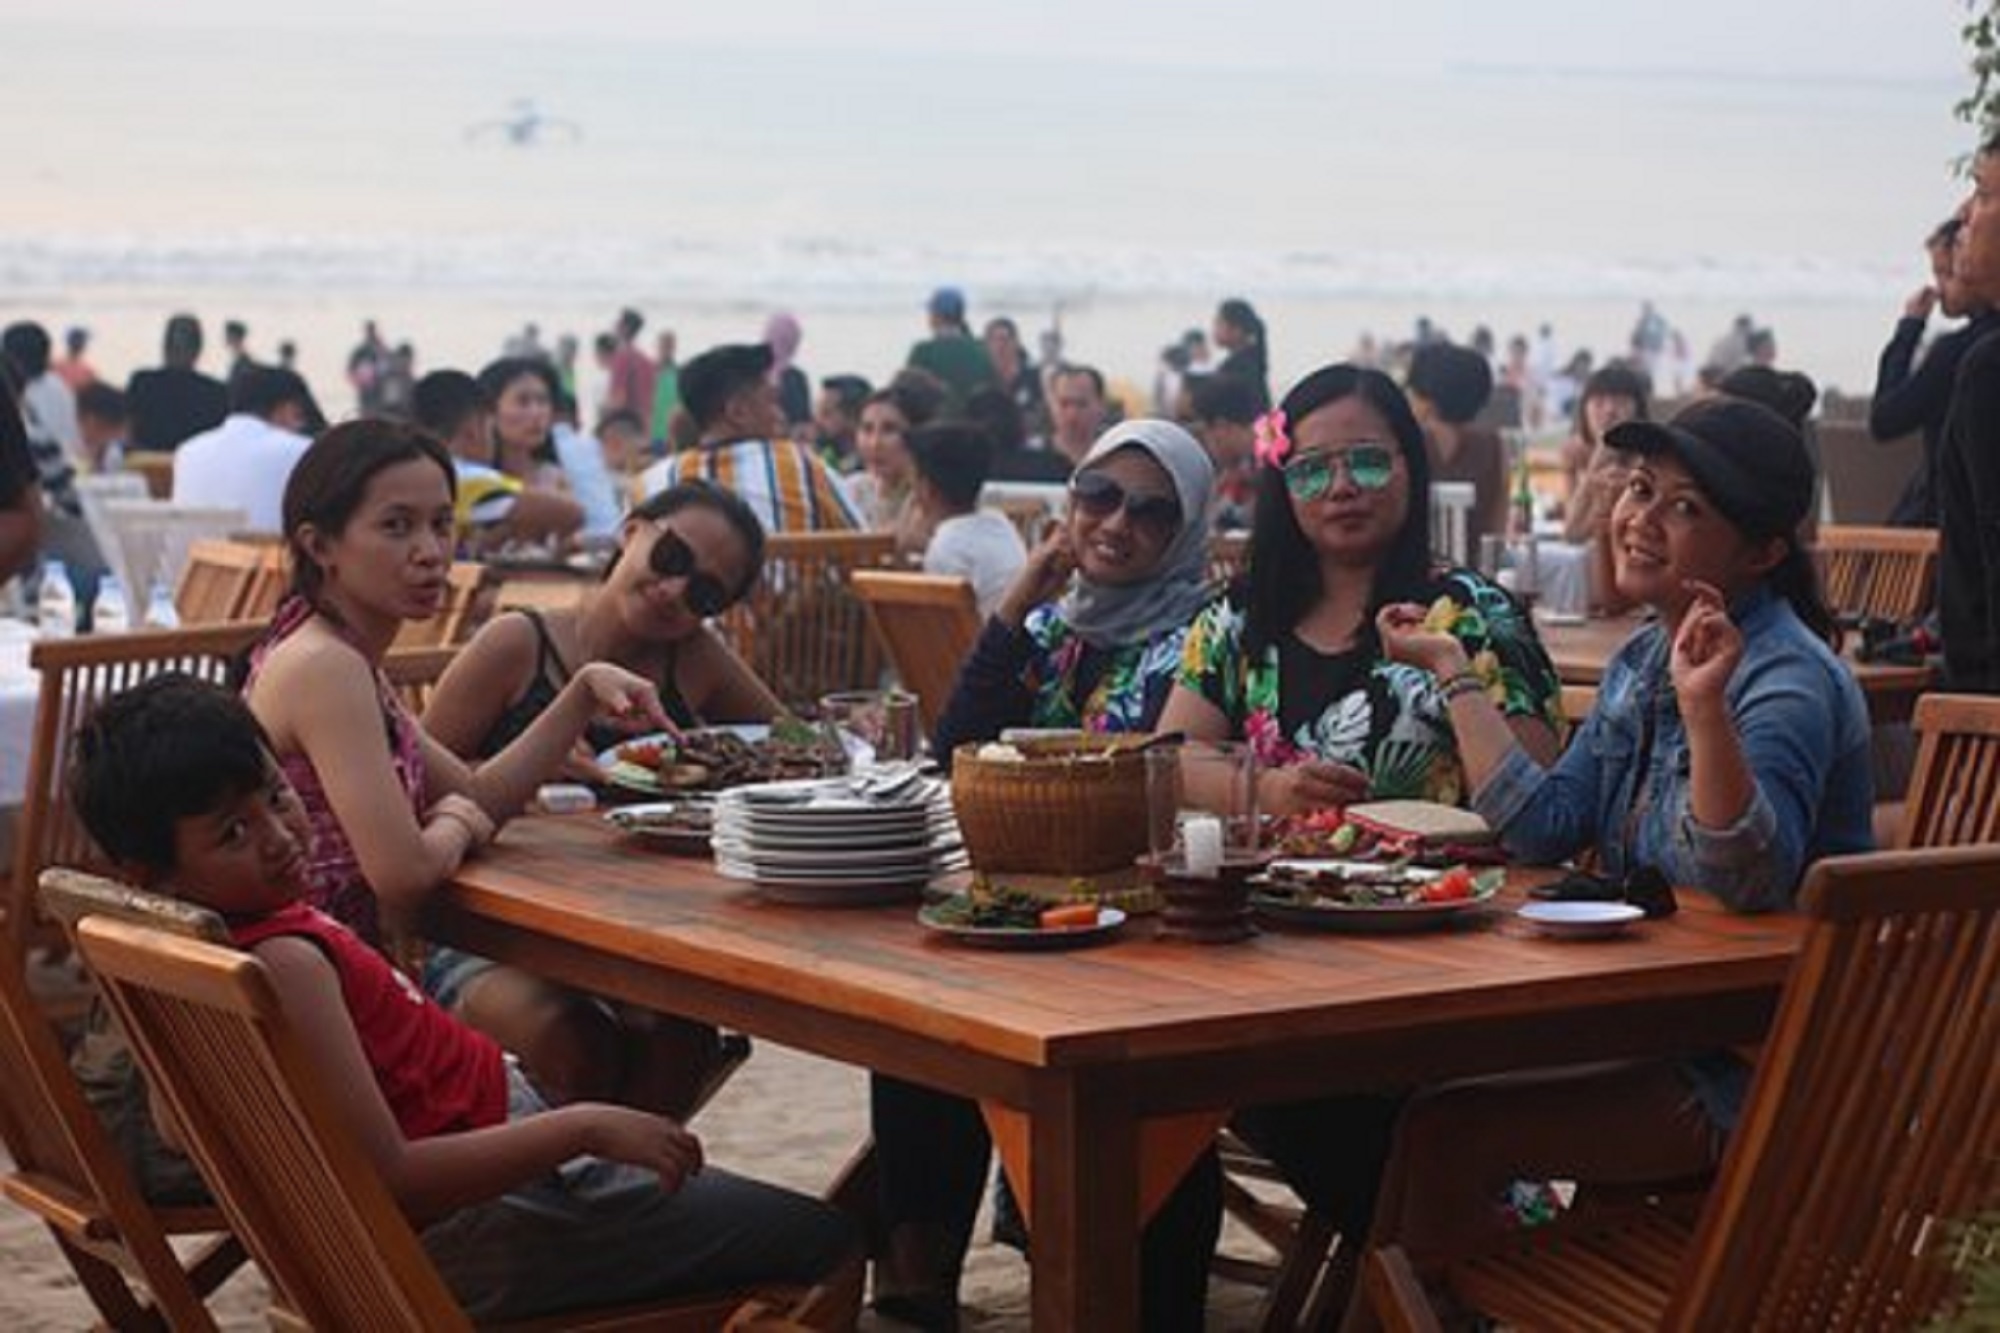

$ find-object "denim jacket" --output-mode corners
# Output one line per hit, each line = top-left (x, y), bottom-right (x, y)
(1472, 589), (1874, 912)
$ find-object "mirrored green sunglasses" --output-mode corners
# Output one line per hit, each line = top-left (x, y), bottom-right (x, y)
(1282, 444), (1397, 499)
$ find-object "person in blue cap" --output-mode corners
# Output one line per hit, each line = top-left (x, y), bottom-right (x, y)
(905, 286), (997, 411)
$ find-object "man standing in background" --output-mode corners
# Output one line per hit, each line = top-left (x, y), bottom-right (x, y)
(907, 287), (996, 410)
(604, 307), (657, 422)
(126, 314), (228, 452)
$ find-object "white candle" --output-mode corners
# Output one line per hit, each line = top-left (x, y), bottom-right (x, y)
(1182, 814), (1224, 880)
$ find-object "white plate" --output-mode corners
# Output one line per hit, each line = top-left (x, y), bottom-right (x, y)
(1517, 901), (1646, 939)
(603, 800), (713, 852)
(596, 726), (789, 794)
(920, 902), (1128, 949)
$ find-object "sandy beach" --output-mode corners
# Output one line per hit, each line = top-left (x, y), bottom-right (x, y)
(0, 1037), (1276, 1330)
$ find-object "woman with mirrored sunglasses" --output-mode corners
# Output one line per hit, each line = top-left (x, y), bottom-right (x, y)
(416, 479), (779, 1119)
(1160, 362), (1564, 819)
(1156, 365), (1565, 1301)
(877, 419), (1224, 1331)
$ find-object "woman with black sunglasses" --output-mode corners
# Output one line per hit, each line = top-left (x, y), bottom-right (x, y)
(418, 480), (778, 1119)
(426, 479), (778, 766)
(874, 418), (1223, 1332)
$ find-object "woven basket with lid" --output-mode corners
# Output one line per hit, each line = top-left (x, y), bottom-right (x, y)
(949, 734), (1154, 877)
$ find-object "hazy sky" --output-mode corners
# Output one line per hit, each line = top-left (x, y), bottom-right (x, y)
(69, 0), (1969, 80)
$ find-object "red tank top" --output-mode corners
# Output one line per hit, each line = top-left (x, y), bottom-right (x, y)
(230, 902), (507, 1139)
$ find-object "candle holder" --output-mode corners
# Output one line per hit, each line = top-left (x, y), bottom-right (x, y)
(1142, 740), (1263, 944)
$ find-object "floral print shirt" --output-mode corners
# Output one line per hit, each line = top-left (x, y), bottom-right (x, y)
(1178, 569), (1563, 804)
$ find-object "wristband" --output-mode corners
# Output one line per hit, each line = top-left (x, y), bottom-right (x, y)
(1439, 670), (1488, 703)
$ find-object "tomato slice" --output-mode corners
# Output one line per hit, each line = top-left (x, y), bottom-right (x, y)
(1420, 868), (1475, 903)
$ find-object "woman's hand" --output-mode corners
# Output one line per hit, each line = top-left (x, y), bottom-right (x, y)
(1670, 580), (1743, 722)
(571, 663), (674, 736)
(578, 1105), (705, 1193)
(995, 524), (1076, 628)
(1260, 760), (1370, 819)
(1376, 602), (1471, 679)
(1905, 285), (1939, 321)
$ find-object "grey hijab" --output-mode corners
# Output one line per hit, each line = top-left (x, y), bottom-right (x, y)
(1060, 418), (1217, 649)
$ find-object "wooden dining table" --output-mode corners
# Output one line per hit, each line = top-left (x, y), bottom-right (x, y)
(432, 815), (1805, 1332)
(1536, 613), (1936, 724)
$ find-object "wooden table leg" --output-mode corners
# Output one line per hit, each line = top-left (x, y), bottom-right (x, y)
(1029, 1070), (1139, 1331)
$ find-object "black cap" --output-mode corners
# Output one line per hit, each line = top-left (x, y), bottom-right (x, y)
(678, 343), (774, 429)
(1604, 397), (1815, 538)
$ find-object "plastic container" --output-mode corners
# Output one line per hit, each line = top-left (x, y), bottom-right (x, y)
(91, 573), (130, 635)
(35, 559), (75, 639)
(143, 579), (180, 629)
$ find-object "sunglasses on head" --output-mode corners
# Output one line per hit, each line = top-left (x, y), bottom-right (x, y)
(1069, 469), (1183, 534)
(648, 527), (733, 618)
(1282, 443), (1397, 500)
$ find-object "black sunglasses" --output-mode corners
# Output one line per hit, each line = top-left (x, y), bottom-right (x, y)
(1530, 864), (1678, 918)
(648, 527), (734, 618)
(1069, 470), (1182, 535)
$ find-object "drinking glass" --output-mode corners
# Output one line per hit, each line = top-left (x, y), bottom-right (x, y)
(817, 690), (919, 772)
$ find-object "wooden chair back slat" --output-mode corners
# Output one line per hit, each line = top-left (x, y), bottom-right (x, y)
(7, 623), (264, 960)
(1664, 845), (2000, 1329)
(1812, 525), (1939, 624)
(76, 918), (471, 1332)
(240, 545), (290, 622)
(381, 644), (461, 717)
(1898, 693), (2000, 849)
(851, 571), (981, 739)
(391, 562), (487, 650)
(715, 532), (897, 714)
(174, 539), (266, 624)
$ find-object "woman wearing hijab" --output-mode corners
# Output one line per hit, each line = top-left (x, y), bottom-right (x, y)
(872, 419), (1221, 1332)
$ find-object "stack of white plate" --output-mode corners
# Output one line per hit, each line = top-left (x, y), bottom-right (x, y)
(713, 774), (964, 904)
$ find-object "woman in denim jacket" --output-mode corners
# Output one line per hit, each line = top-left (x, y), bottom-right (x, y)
(1350, 397), (1873, 1314)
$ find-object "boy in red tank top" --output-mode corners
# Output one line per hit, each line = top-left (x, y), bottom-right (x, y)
(70, 675), (860, 1327)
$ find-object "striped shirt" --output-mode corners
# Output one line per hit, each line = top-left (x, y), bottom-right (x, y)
(639, 438), (860, 535)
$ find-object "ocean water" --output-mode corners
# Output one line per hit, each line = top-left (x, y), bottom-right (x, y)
(1, 15), (1975, 403)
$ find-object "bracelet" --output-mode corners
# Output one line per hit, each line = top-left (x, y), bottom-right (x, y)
(1439, 670), (1488, 703)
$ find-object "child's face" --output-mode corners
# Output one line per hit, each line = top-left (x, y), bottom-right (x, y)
(162, 765), (314, 916)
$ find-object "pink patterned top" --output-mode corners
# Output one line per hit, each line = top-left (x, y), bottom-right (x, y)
(244, 597), (428, 947)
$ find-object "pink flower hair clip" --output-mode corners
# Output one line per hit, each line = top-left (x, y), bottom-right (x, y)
(1252, 409), (1291, 468)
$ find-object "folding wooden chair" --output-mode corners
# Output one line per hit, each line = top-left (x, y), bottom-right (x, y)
(174, 539), (267, 624)
(73, 916), (852, 1332)
(6, 622), (265, 963)
(1813, 524), (1939, 624)
(381, 643), (462, 718)
(1367, 843), (2000, 1331)
(715, 532), (897, 714)
(1897, 692), (2000, 849)
(0, 869), (249, 1331)
(851, 571), (980, 738)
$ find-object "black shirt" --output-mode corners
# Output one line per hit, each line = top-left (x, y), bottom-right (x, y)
(1870, 310), (2000, 527)
(1936, 328), (2000, 691)
(126, 368), (228, 452)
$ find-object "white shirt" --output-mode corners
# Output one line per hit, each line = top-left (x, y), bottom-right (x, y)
(171, 414), (311, 532)
(923, 509), (1027, 619)
(552, 423), (625, 541)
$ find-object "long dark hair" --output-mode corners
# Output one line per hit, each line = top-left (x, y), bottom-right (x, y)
(611, 478), (767, 607)
(1245, 364), (1432, 657)
(475, 356), (561, 465)
(1766, 546), (1840, 648)
(280, 419), (456, 607)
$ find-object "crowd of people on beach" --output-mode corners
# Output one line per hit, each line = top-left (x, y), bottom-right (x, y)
(4, 124), (2000, 1330)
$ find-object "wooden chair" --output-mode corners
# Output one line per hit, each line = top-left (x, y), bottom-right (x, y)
(851, 571), (980, 739)
(121, 451), (175, 500)
(175, 539), (267, 623)
(1366, 843), (2000, 1332)
(1897, 693), (2000, 850)
(239, 544), (290, 622)
(392, 562), (488, 650)
(382, 643), (462, 717)
(1214, 1129), (1349, 1331)
(72, 915), (846, 1333)
(6, 621), (265, 961)
(0, 869), (249, 1331)
(1208, 531), (1251, 587)
(1814, 524), (1940, 624)
(715, 532), (897, 714)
